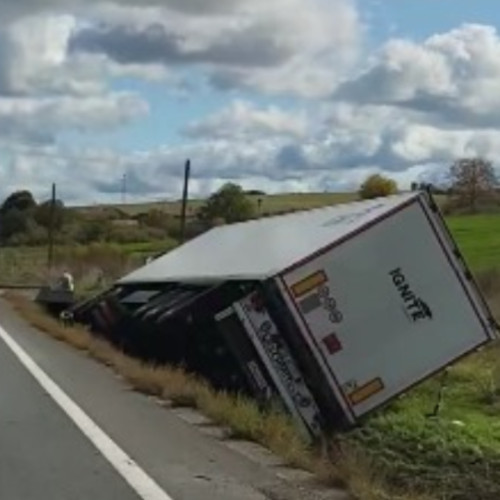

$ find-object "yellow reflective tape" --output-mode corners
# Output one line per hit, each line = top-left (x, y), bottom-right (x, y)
(348, 378), (384, 406)
(291, 271), (328, 298)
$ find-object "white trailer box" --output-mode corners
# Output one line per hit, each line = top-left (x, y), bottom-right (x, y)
(119, 191), (497, 427)
(274, 193), (498, 423)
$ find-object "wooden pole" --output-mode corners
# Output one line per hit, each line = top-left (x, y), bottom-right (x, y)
(47, 183), (56, 271)
(180, 159), (191, 244)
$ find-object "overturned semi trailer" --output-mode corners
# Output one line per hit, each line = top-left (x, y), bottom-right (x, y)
(71, 191), (498, 439)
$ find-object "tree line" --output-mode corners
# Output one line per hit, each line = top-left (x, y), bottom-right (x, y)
(0, 191), (175, 246)
(0, 156), (496, 247)
(358, 157), (499, 214)
(199, 157), (499, 225)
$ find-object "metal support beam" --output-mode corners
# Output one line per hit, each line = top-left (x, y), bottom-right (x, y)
(180, 159), (191, 244)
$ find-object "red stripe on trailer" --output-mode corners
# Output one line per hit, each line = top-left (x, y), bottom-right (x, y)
(322, 333), (342, 355)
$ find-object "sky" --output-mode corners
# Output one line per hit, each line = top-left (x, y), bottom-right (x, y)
(2, 1), (500, 205)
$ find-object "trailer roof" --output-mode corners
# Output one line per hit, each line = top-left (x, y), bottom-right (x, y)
(119, 192), (420, 285)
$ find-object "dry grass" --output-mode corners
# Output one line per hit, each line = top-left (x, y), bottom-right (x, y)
(0, 244), (139, 293)
(5, 292), (433, 500)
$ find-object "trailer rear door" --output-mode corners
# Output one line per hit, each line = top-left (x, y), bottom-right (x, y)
(230, 293), (323, 438)
(279, 194), (497, 422)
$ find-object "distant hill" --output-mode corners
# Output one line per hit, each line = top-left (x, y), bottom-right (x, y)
(73, 191), (447, 218)
(74, 192), (372, 218)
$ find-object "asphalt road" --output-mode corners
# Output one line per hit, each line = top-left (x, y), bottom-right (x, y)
(0, 321), (141, 500)
(0, 299), (346, 500)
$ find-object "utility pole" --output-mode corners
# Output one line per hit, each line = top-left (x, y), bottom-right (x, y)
(180, 159), (191, 244)
(47, 183), (56, 272)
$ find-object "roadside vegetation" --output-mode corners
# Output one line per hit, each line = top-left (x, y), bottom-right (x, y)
(4, 156), (500, 499)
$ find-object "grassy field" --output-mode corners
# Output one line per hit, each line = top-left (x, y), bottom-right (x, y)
(447, 215), (500, 270)
(76, 192), (452, 217)
(75, 192), (363, 217)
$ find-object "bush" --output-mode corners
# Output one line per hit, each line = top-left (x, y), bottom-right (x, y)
(1, 190), (37, 213)
(34, 200), (67, 230)
(74, 219), (112, 244)
(1, 208), (31, 241)
(198, 183), (255, 225)
(7, 220), (47, 246)
(359, 174), (398, 200)
(136, 209), (170, 230)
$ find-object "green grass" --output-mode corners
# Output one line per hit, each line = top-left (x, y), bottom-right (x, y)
(113, 239), (177, 259)
(446, 215), (500, 270)
(343, 339), (500, 499)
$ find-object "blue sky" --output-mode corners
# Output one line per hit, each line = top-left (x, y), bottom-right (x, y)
(363, 0), (500, 41)
(3, 0), (500, 204)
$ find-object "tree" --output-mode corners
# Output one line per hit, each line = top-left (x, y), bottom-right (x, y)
(359, 174), (398, 200)
(0, 190), (36, 214)
(198, 183), (255, 225)
(34, 199), (66, 230)
(76, 219), (112, 244)
(244, 189), (266, 196)
(449, 158), (498, 213)
(0, 209), (30, 241)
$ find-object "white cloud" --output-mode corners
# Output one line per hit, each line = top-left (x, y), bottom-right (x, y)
(8, 111), (500, 206)
(0, 92), (148, 144)
(0, 0), (276, 22)
(0, 13), (171, 96)
(0, 11), (154, 148)
(335, 24), (500, 128)
(68, 0), (361, 98)
(2, 0), (362, 100)
(0, 14), (98, 95)
(183, 100), (308, 140)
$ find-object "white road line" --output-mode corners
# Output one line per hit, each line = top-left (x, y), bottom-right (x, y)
(0, 325), (175, 500)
